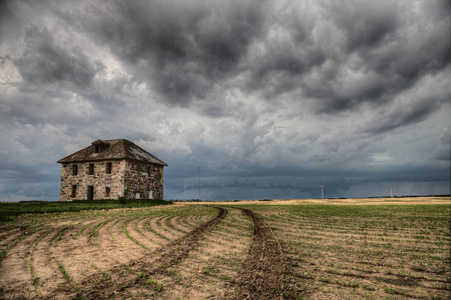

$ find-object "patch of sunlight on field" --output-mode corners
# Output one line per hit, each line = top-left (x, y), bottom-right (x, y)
(182, 196), (450, 206)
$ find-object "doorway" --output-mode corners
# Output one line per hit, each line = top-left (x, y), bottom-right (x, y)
(87, 186), (94, 200)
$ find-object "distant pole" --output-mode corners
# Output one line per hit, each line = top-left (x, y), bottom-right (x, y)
(321, 185), (324, 199)
(198, 165), (201, 200)
(184, 183), (186, 201)
(390, 187), (393, 198)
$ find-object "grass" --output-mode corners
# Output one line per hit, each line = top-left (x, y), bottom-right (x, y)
(0, 199), (171, 223)
(56, 260), (86, 299)
(147, 279), (163, 292)
(90, 261), (112, 280)
(0, 227), (42, 263)
(121, 217), (152, 250)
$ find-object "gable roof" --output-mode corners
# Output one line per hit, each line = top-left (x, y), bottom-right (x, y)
(57, 139), (168, 166)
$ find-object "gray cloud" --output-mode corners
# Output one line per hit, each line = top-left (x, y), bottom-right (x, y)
(15, 25), (99, 88)
(0, 0), (449, 201)
(60, 0), (265, 109)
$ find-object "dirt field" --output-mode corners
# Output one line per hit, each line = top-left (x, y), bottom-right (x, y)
(0, 197), (449, 299)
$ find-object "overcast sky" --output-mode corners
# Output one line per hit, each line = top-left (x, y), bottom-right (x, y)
(0, 0), (449, 201)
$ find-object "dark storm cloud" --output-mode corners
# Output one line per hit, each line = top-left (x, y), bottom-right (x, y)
(0, 0), (449, 201)
(0, 0), (17, 42)
(329, 1), (399, 52)
(365, 96), (445, 135)
(61, 0), (264, 108)
(245, 0), (449, 119)
(15, 25), (100, 88)
(56, 0), (449, 124)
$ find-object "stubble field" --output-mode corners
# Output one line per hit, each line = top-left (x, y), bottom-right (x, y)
(0, 197), (449, 299)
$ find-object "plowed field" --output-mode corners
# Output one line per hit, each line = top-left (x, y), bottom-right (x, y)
(0, 198), (449, 299)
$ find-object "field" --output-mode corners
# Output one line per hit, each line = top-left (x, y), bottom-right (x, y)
(0, 197), (449, 299)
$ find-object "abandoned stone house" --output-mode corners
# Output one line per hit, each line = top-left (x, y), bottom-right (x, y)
(57, 139), (167, 201)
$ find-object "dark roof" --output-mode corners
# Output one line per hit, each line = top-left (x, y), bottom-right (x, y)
(57, 139), (168, 166)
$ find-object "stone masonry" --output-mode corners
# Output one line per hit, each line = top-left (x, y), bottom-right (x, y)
(58, 139), (167, 201)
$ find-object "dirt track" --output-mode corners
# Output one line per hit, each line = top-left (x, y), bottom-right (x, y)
(227, 208), (286, 300)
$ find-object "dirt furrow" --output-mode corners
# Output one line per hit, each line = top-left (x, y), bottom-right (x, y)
(153, 208), (253, 299)
(0, 231), (22, 249)
(228, 208), (286, 300)
(133, 206), (228, 275)
(0, 230), (44, 299)
(80, 207), (227, 299)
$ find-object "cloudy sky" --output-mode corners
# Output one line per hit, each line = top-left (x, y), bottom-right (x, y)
(0, 0), (449, 201)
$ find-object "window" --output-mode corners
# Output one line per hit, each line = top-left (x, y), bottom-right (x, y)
(147, 166), (151, 177)
(89, 164), (94, 175)
(94, 145), (100, 153)
(72, 165), (78, 176)
(106, 162), (112, 174)
(71, 185), (77, 198)
(105, 187), (111, 197)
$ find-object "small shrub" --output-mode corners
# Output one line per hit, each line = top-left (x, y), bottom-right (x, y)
(118, 188), (129, 205)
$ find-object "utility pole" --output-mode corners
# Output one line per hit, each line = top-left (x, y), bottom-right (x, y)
(321, 185), (324, 199)
(184, 183), (186, 201)
(390, 187), (393, 198)
(198, 165), (201, 201)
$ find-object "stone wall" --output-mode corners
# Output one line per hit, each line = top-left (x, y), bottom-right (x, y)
(59, 160), (125, 201)
(59, 159), (165, 201)
(123, 160), (164, 200)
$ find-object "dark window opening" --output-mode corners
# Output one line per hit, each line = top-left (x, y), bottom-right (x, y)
(87, 186), (94, 200)
(147, 166), (151, 177)
(71, 185), (77, 198)
(94, 145), (100, 153)
(89, 164), (94, 175)
(106, 162), (112, 174)
(72, 165), (78, 176)
(105, 187), (111, 197)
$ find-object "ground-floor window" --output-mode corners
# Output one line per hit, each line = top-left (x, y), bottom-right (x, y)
(105, 187), (111, 197)
(71, 185), (77, 198)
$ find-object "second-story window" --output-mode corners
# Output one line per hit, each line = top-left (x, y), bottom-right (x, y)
(72, 165), (78, 176)
(106, 162), (112, 174)
(89, 164), (94, 175)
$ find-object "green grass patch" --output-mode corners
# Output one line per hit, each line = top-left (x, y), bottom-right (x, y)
(0, 199), (172, 223)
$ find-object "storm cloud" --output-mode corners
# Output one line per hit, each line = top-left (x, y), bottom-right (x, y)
(0, 0), (449, 201)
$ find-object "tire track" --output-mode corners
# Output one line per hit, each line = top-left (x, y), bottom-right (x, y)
(228, 208), (286, 300)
